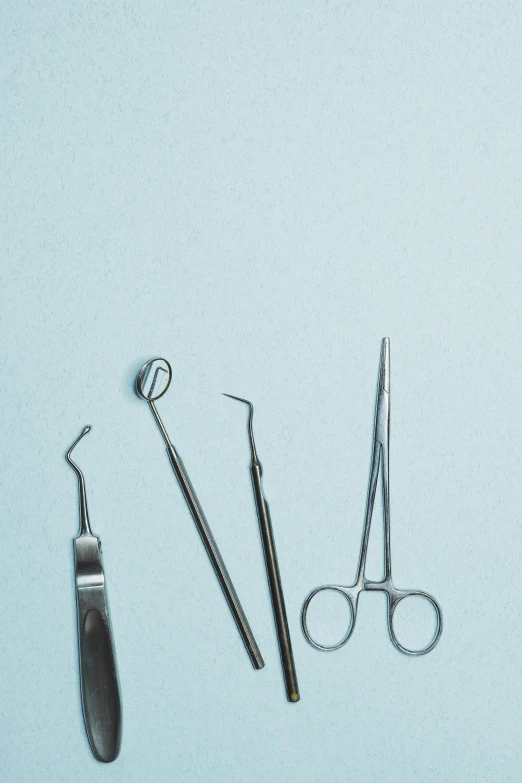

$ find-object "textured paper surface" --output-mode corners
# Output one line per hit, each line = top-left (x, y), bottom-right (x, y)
(1, 2), (521, 781)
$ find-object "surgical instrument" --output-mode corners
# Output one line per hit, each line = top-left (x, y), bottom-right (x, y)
(301, 338), (443, 655)
(224, 395), (300, 702)
(66, 426), (122, 762)
(136, 358), (264, 670)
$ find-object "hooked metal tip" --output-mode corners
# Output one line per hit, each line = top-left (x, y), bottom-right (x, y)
(66, 426), (92, 536)
(223, 394), (259, 464)
(66, 425), (91, 465)
(223, 393), (253, 409)
(379, 338), (390, 393)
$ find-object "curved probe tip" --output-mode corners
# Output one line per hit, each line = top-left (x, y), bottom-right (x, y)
(223, 393), (253, 408)
(66, 425), (92, 465)
(223, 394), (258, 463)
(65, 425), (92, 536)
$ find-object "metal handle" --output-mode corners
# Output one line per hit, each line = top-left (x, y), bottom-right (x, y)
(387, 588), (443, 656)
(75, 537), (121, 763)
(301, 585), (358, 652)
(166, 443), (265, 670)
(251, 465), (299, 701)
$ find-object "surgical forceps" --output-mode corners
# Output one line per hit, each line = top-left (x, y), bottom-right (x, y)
(66, 426), (122, 762)
(136, 358), (264, 670)
(301, 339), (443, 656)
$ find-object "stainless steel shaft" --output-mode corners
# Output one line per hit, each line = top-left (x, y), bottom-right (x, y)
(166, 442), (265, 669)
(250, 463), (300, 701)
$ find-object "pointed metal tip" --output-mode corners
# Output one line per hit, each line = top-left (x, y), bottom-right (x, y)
(224, 394), (258, 463)
(223, 394), (254, 410)
(380, 338), (390, 392)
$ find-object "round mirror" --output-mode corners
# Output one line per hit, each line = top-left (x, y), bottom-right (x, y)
(136, 358), (172, 401)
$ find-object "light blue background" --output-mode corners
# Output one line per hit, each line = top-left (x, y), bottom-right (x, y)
(1, 2), (521, 781)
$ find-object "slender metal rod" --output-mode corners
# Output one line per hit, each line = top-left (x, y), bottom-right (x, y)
(224, 395), (300, 701)
(66, 425), (93, 536)
(251, 464), (300, 701)
(148, 399), (264, 670)
(356, 441), (381, 582)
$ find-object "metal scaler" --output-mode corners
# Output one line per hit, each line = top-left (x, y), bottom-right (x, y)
(66, 426), (122, 762)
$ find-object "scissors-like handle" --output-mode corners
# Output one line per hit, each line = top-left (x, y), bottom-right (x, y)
(301, 585), (360, 651)
(383, 585), (443, 656)
(302, 582), (443, 655)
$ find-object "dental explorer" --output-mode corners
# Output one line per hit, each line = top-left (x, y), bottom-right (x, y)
(136, 358), (264, 670)
(66, 426), (122, 763)
(224, 395), (300, 702)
